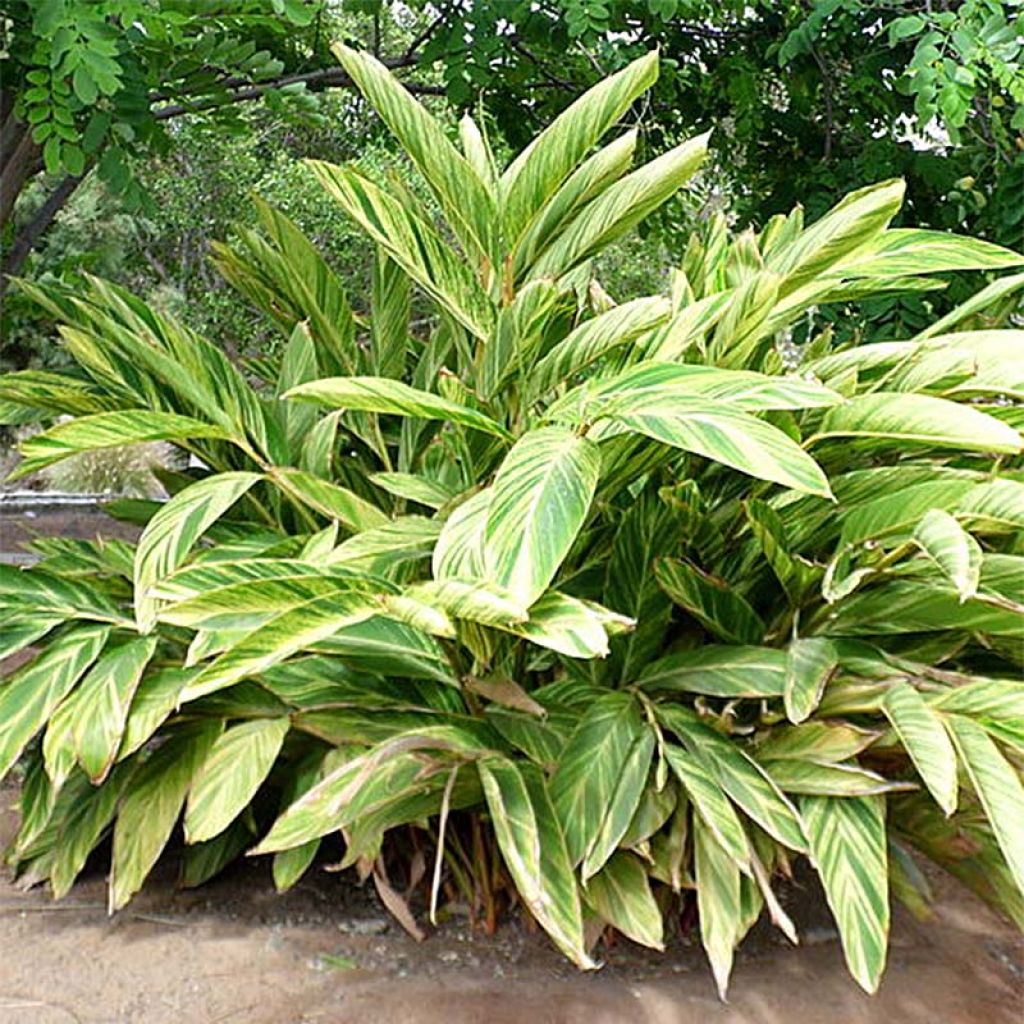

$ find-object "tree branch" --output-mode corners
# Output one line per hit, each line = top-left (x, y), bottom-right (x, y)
(1, 172), (83, 299)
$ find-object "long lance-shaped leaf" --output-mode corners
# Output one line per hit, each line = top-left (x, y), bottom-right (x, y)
(826, 228), (1024, 279)
(581, 730), (655, 880)
(269, 466), (388, 533)
(531, 133), (709, 281)
(639, 646), (786, 699)
(550, 692), (646, 865)
(914, 271), (1024, 340)
(308, 161), (495, 341)
(660, 706), (807, 853)
(946, 715), (1024, 898)
(371, 248), (411, 379)
(480, 278), (561, 401)
(285, 376), (510, 439)
(501, 52), (657, 247)
(664, 744), (751, 870)
(479, 755), (595, 969)
(814, 393), (1023, 454)
(784, 637), (839, 724)
(767, 179), (905, 296)
(585, 851), (664, 950)
(707, 270), (780, 369)
(370, 471), (456, 510)
(513, 131), (638, 278)
(693, 813), (744, 1000)
(10, 410), (230, 480)
(184, 718), (291, 844)
(0, 624), (109, 784)
(802, 794), (889, 993)
(761, 759), (914, 797)
(51, 765), (131, 899)
(433, 489), (490, 581)
(71, 636), (157, 783)
(655, 558), (765, 645)
(558, 360), (843, 416)
(0, 617), (60, 663)
(134, 471), (262, 632)
(0, 564), (125, 624)
(333, 43), (495, 262)
(109, 722), (221, 911)
(611, 398), (832, 497)
(913, 509), (982, 601)
(181, 592), (376, 702)
(882, 682), (958, 816)
(484, 427), (600, 607)
(502, 591), (614, 660)
(531, 297), (671, 397)
(405, 578), (528, 627)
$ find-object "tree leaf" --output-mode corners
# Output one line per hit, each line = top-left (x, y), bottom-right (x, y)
(693, 812), (744, 999)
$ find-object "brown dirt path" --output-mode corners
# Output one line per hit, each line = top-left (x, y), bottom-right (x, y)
(0, 797), (1020, 1024)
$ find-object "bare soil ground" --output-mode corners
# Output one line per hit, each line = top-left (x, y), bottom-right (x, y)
(2, 509), (1022, 1023)
(0, 792), (1020, 1024)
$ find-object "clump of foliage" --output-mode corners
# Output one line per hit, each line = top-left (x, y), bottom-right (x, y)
(2, 48), (1024, 998)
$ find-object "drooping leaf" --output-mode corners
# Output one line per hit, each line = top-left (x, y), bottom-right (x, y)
(655, 558), (765, 645)
(784, 637), (838, 724)
(110, 722), (221, 911)
(585, 851), (664, 950)
(693, 812), (744, 999)
(946, 715), (1024, 899)
(184, 718), (291, 843)
(801, 794), (889, 994)
(881, 682), (958, 816)
(913, 509), (982, 600)
(0, 625), (109, 784)
(479, 755), (594, 968)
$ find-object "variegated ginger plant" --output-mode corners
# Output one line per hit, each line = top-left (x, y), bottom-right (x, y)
(2, 46), (1024, 998)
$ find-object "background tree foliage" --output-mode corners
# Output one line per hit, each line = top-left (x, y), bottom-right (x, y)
(3, 1), (1022, 367)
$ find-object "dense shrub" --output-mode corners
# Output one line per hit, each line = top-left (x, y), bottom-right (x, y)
(2, 48), (1023, 997)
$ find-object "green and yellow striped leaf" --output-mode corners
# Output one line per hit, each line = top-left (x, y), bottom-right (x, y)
(784, 637), (838, 724)
(655, 559), (765, 645)
(333, 43), (495, 262)
(110, 722), (221, 911)
(946, 715), (1024, 898)
(802, 794), (889, 993)
(134, 471), (262, 632)
(0, 624), (109, 784)
(484, 427), (600, 607)
(308, 161), (495, 340)
(913, 509), (982, 601)
(479, 755), (594, 968)
(550, 692), (647, 866)
(585, 851), (664, 950)
(639, 645), (786, 699)
(184, 717), (290, 843)
(10, 410), (229, 480)
(693, 812), (744, 999)
(285, 376), (510, 439)
(815, 393), (1023, 454)
(71, 636), (157, 783)
(611, 398), (832, 497)
(882, 681), (958, 816)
